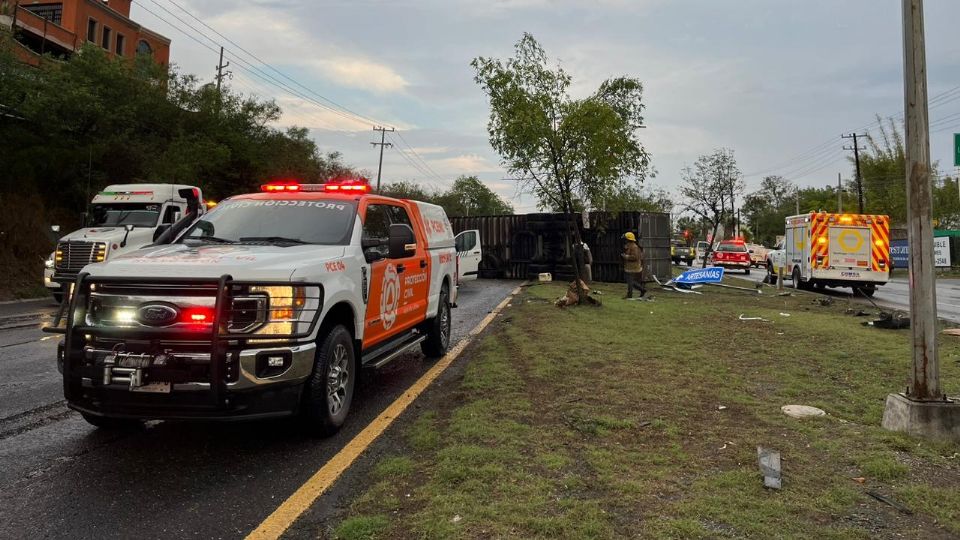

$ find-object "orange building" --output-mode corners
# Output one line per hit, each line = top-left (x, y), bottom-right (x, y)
(1, 0), (170, 66)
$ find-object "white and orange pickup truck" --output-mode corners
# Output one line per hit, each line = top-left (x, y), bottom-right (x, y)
(46, 178), (458, 435)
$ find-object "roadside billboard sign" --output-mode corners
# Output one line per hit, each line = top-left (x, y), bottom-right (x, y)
(889, 237), (952, 268)
(935, 237), (952, 267)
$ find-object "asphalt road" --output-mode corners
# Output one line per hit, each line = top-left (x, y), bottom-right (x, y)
(700, 264), (960, 324)
(0, 279), (518, 540)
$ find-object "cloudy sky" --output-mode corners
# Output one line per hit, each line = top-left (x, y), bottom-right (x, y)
(130, 0), (960, 212)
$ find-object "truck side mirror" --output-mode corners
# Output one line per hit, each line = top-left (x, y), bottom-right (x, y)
(388, 224), (416, 259)
(361, 237), (384, 263)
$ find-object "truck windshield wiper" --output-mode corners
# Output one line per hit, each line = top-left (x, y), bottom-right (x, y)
(184, 236), (235, 244)
(239, 236), (311, 245)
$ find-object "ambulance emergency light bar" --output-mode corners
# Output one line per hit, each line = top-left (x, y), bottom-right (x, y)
(260, 178), (372, 193)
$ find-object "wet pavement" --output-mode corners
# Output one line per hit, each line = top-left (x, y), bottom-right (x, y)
(0, 280), (518, 540)
(720, 267), (960, 324)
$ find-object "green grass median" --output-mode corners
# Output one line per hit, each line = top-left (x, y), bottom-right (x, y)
(333, 280), (960, 539)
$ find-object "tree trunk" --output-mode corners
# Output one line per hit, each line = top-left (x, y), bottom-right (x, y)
(564, 203), (588, 305)
(702, 222), (720, 269)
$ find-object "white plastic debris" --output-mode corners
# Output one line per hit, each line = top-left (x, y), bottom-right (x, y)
(781, 405), (826, 419)
(779, 312), (791, 317)
(538, 273), (553, 282)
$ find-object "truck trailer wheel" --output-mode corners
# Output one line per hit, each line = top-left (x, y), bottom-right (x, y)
(302, 324), (356, 436)
(421, 284), (451, 358)
(81, 413), (143, 431)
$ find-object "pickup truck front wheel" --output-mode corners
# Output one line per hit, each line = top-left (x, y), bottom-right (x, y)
(302, 325), (355, 436)
(421, 284), (451, 358)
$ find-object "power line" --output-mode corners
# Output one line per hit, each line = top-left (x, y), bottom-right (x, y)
(160, 0), (387, 128)
(133, 0), (380, 129)
(392, 131), (445, 182)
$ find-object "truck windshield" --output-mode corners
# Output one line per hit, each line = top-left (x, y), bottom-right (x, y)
(181, 199), (357, 245)
(89, 204), (161, 227)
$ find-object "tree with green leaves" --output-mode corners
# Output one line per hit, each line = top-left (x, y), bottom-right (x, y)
(472, 33), (650, 299)
(435, 176), (513, 216)
(679, 149), (743, 267)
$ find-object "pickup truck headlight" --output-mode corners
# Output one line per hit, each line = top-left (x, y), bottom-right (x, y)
(228, 285), (320, 336)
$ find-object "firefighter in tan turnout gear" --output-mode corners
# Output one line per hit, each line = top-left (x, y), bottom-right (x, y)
(621, 232), (645, 298)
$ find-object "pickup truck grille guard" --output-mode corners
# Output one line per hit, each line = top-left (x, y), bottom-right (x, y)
(45, 273), (324, 410)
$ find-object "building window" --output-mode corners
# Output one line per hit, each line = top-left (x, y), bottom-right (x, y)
(87, 18), (98, 43)
(101, 26), (112, 50)
(116, 34), (125, 56)
(136, 39), (153, 56)
(23, 4), (63, 25)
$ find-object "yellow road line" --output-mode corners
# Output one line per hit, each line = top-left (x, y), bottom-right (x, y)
(245, 284), (524, 540)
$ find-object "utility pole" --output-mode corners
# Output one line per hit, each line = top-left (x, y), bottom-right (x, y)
(837, 172), (843, 212)
(215, 47), (231, 93)
(214, 47), (232, 116)
(371, 126), (394, 193)
(882, 0), (959, 441)
(795, 190), (800, 215)
(842, 133), (866, 213)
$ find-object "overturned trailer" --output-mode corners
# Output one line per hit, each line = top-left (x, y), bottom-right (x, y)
(450, 212), (671, 283)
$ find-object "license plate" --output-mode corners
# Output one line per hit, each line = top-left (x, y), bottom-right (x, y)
(132, 382), (172, 393)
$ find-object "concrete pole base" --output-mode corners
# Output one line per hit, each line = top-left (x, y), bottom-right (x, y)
(881, 393), (960, 441)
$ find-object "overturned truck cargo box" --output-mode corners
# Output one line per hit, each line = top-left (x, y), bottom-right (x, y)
(451, 212), (670, 283)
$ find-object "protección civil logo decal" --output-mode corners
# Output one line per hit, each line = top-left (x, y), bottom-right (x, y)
(380, 263), (400, 330)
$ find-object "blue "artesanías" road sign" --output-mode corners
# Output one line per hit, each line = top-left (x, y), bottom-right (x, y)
(674, 267), (725, 285)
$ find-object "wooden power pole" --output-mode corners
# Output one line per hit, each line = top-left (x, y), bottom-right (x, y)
(842, 133), (866, 213)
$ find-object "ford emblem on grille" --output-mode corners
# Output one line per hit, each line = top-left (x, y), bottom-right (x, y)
(136, 303), (180, 326)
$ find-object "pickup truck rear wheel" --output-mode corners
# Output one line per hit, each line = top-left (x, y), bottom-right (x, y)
(80, 413), (143, 431)
(302, 325), (355, 436)
(421, 284), (451, 358)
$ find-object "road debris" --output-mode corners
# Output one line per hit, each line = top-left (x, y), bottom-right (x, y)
(852, 477), (866, 484)
(757, 447), (782, 489)
(777, 292), (793, 297)
(781, 405), (826, 419)
(866, 491), (913, 514)
(846, 308), (871, 317)
(942, 328), (960, 337)
(451, 514), (463, 523)
(717, 405), (727, 411)
(813, 297), (834, 307)
(555, 280), (599, 307)
(739, 314), (771, 322)
(864, 312), (910, 330)
(779, 312), (791, 317)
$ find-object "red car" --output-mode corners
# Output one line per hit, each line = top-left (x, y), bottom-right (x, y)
(709, 240), (752, 275)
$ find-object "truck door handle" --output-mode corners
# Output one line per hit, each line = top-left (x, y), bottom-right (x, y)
(420, 260), (428, 268)
(396, 264), (406, 274)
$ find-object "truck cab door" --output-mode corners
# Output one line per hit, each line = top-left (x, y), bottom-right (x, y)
(361, 203), (429, 349)
(455, 229), (481, 281)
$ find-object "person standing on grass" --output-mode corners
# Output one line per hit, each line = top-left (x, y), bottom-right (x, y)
(621, 232), (645, 298)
